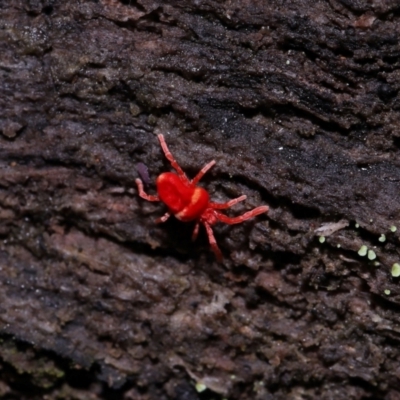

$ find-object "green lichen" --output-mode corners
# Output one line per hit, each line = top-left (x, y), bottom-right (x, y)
(378, 234), (386, 242)
(318, 236), (325, 243)
(390, 225), (397, 233)
(367, 250), (376, 261)
(391, 263), (400, 278)
(384, 289), (391, 295)
(0, 340), (64, 389)
(358, 245), (368, 256)
(195, 382), (207, 393)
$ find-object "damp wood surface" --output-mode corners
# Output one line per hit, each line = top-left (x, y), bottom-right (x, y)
(1, 1), (400, 399)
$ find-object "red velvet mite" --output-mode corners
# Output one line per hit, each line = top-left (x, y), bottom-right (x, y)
(135, 134), (269, 260)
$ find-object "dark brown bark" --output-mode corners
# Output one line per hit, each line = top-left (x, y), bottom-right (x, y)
(1, 0), (400, 399)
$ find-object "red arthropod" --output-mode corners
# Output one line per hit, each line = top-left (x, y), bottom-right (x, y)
(135, 134), (269, 260)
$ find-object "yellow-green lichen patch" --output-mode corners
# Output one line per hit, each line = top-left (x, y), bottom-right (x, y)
(367, 250), (376, 261)
(391, 263), (400, 278)
(0, 341), (64, 389)
(378, 234), (386, 242)
(390, 225), (397, 232)
(384, 289), (391, 295)
(318, 236), (325, 244)
(358, 245), (368, 256)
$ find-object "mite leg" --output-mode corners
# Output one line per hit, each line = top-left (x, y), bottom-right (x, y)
(191, 160), (216, 186)
(135, 178), (160, 201)
(203, 222), (223, 261)
(209, 195), (247, 210)
(192, 222), (200, 241)
(157, 134), (190, 184)
(156, 212), (170, 223)
(215, 206), (269, 224)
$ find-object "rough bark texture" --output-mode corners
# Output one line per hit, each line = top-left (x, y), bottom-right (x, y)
(1, 0), (400, 399)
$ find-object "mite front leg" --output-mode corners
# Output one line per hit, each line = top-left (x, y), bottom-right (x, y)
(135, 178), (160, 202)
(157, 134), (190, 184)
(191, 160), (216, 186)
(209, 195), (247, 210)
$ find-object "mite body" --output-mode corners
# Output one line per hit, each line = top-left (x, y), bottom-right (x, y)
(136, 134), (268, 260)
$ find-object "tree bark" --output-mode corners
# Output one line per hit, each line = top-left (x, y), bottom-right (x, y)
(1, 0), (400, 399)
